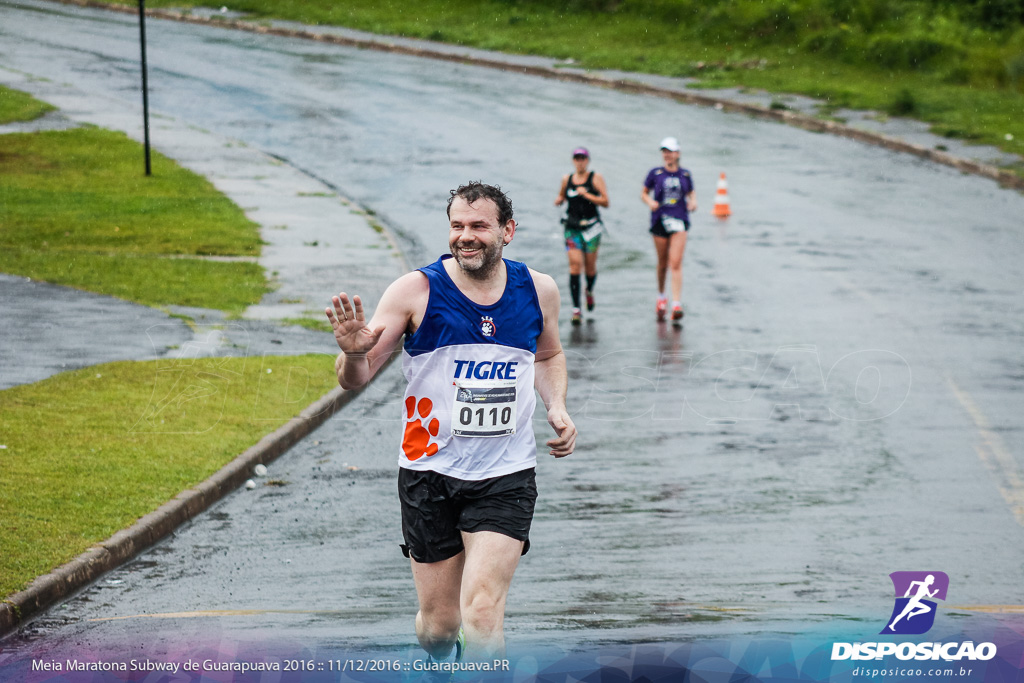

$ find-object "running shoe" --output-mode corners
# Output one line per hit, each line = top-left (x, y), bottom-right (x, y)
(656, 298), (667, 322)
(571, 308), (583, 325)
(672, 304), (684, 321)
(585, 289), (595, 312)
(423, 628), (465, 682)
(454, 626), (466, 663)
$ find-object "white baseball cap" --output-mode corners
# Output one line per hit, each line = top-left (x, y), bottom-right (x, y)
(659, 136), (680, 152)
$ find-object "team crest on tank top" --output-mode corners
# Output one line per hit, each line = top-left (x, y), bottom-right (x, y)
(480, 316), (497, 337)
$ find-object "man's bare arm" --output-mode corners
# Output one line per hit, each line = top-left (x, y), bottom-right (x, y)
(327, 272), (427, 390)
(531, 270), (576, 458)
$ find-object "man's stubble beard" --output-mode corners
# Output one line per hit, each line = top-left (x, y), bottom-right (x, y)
(451, 239), (504, 281)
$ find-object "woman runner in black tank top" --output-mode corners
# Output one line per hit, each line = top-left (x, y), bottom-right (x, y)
(554, 147), (609, 325)
(565, 172), (600, 226)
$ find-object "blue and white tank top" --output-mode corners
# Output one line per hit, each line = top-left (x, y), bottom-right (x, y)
(399, 255), (543, 480)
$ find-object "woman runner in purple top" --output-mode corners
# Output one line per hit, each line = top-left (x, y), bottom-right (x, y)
(641, 137), (697, 322)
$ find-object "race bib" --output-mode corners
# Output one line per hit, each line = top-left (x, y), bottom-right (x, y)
(451, 379), (517, 437)
(662, 216), (686, 233)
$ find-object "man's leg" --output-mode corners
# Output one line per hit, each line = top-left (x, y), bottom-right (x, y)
(459, 531), (524, 658)
(411, 552), (466, 659)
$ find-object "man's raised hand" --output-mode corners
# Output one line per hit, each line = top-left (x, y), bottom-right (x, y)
(326, 293), (385, 356)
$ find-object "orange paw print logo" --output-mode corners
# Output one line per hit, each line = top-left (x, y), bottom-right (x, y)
(402, 396), (440, 461)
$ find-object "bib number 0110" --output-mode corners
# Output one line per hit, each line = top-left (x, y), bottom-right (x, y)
(452, 379), (517, 437)
(459, 405), (513, 428)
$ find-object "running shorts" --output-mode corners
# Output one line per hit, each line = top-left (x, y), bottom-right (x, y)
(650, 216), (690, 238)
(564, 220), (603, 254)
(398, 467), (538, 564)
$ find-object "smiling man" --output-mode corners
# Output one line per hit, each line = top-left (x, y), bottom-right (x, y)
(326, 181), (576, 661)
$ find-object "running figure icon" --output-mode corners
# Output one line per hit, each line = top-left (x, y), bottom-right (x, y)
(882, 571), (949, 635)
(888, 574), (938, 631)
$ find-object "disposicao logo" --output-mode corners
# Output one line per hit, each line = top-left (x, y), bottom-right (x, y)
(831, 571), (997, 663)
(882, 571), (949, 635)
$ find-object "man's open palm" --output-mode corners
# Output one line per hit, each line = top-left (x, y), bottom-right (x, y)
(326, 292), (384, 355)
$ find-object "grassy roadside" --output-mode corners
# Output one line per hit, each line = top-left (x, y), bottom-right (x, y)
(0, 92), (268, 312)
(113, 0), (1024, 164)
(0, 85), (55, 124)
(282, 315), (333, 333)
(0, 355), (336, 599)
(1, 88), (336, 601)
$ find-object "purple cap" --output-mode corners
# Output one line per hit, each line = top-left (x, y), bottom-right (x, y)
(572, 147), (589, 158)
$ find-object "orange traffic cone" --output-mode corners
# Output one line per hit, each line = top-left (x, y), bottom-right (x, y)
(712, 172), (731, 218)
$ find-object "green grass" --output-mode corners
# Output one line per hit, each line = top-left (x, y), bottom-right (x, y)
(0, 354), (337, 599)
(0, 125), (268, 312)
(0, 85), (54, 125)
(118, 0), (1024, 160)
(0, 249), (266, 311)
(282, 315), (333, 333)
(713, 56), (1024, 153)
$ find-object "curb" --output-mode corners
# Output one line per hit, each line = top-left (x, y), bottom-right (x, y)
(49, 0), (1024, 192)
(0, 383), (362, 638)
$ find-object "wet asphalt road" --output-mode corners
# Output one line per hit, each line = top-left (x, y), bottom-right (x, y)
(2, 0), (1024, 657)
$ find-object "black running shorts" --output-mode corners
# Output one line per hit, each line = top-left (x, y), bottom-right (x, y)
(649, 216), (690, 237)
(398, 467), (538, 564)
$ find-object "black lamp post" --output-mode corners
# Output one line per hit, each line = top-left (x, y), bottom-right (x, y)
(138, 0), (152, 176)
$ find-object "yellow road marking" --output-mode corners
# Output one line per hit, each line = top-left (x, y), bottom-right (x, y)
(652, 602), (750, 613)
(89, 609), (340, 622)
(821, 263), (1024, 527)
(947, 376), (1024, 527)
(948, 605), (1024, 614)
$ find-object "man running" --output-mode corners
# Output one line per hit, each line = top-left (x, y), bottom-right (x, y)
(642, 136), (696, 322)
(326, 182), (576, 661)
(555, 146), (609, 325)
